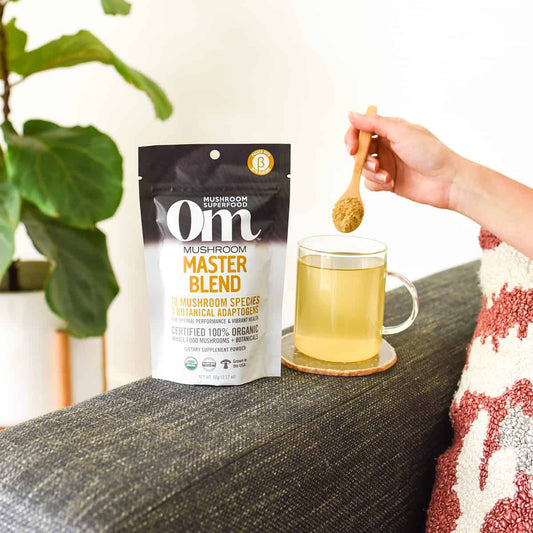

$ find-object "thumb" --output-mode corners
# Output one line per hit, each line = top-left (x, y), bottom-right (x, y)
(348, 111), (401, 141)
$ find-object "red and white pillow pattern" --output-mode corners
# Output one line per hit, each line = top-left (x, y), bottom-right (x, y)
(427, 229), (533, 532)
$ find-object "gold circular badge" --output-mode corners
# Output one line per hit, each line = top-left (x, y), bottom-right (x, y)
(247, 149), (274, 176)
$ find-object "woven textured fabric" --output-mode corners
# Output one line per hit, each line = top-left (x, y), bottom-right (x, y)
(0, 262), (480, 533)
(427, 232), (533, 531)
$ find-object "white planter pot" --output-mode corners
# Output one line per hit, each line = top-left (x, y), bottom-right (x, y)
(0, 290), (64, 427)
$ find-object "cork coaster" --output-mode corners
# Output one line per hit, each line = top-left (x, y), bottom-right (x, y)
(281, 332), (397, 376)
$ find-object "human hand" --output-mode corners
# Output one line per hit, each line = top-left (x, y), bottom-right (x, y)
(345, 112), (464, 210)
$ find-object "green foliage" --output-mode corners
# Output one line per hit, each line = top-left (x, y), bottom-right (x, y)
(101, 0), (131, 15)
(0, 181), (20, 276)
(4, 19), (26, 65)
(22, 205), (119, 337)
(0, 2), (172, 337)
(0, 146), (6, 181)
(8, 28), (172, 120)
(4, 120), (122, 228)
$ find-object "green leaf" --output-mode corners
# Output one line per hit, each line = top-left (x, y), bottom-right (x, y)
(4, 18), (27, 66)
(0, 18), (28, 71)
(22, 204), (119, 337)
(9, 30), (172, 120)
(0, 182), (21, 278)
(101, 0), (131, 15)
(4, 120), (123, 228)
(0, 146), (7, 182)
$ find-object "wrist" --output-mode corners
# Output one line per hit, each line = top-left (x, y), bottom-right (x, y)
(448, 156), (481, 214)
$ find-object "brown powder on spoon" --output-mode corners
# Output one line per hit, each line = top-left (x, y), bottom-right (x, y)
(332, 197), (365, 233)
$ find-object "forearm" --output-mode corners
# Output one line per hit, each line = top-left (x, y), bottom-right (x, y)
(450, 158), (533, 259)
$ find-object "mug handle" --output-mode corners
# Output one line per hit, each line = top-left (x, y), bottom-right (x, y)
(382, 271), (419, 335)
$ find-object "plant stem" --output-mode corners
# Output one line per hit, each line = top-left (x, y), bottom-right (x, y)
(0, 1), (15, 290)
(0, 1), (11, 121)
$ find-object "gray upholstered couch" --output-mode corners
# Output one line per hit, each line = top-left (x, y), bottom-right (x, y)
(0, 261), (480, 532)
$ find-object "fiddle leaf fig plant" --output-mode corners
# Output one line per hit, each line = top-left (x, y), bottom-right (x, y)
(101, 0), (131, 16)
(0, 0), (172, 337)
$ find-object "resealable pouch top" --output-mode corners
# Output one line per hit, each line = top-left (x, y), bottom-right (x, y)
(138, 144), (290, 386)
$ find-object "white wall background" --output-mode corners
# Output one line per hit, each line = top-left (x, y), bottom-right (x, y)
(8, 0), (532, 390)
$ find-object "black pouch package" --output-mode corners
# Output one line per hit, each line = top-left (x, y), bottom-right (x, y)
(139, 144), (290, 385)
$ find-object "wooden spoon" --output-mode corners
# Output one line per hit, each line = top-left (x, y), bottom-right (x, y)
(332, 105), (377, 233)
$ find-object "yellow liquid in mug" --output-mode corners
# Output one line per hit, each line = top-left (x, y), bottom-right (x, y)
(294, 255), (386, 362)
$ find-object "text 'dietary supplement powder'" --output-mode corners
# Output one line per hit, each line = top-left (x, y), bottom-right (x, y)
(139, 144), (290, 385)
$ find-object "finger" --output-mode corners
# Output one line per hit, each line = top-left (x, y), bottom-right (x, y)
(362, 168), (393, 186)
(363, 176), (395, 192)
(348, 112), (404, 141)
(372, 142), (397, 179)
(364, 156), (379, 172)
(363, 168), (392, 184)
(346, 131), (381, 156)
(344, 125), (359, 155)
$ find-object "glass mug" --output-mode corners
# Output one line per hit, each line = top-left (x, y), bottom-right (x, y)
(294, 235), (419, 363)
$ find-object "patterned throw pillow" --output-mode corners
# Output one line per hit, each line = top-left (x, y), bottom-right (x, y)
(427, 229), (533, 532)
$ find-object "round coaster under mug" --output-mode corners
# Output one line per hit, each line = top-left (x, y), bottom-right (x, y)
(281, 331), (397, 377)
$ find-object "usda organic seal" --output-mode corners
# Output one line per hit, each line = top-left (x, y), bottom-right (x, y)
(184, 357), (198, 370)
